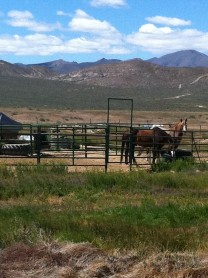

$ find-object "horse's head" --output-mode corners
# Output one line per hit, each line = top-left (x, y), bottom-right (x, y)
(180, 118), (188, 131)
(171, 118), (187, 132)
(168, 118), (188, 150)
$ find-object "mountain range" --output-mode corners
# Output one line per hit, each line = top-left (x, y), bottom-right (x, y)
(147, 50), (208, 67)
(1, 49), (208, 90)
(1, 49), (208, 111)
(13, 50), (208, 75)
(16, 58), (122, 74)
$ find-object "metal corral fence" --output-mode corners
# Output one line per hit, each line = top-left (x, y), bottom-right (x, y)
(0, 123), (208, 171)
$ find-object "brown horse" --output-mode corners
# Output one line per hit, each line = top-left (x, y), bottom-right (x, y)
(120, 118), (188, 166)
(140, 118), (188, 160)
(120, 126), (173, 165)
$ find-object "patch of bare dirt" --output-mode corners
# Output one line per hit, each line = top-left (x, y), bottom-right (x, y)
(1, 242), (208, 278)
(1, 107), (207, 129)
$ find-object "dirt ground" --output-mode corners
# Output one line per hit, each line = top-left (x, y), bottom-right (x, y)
(1, 106), (208, 129)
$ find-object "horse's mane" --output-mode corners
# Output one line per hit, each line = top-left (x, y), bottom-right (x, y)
(151, 124), (164, 129)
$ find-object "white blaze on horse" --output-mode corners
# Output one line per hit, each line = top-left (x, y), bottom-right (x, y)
(168, 118), (187, 150)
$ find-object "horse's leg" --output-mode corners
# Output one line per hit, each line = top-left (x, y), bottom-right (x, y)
(157, 149), (161, 163)
(130, 132), (138, 165)
(151, 149), (156, 170)
(137, 146), (143, 156)
(125, 142), (129, 164)
(120, 134), (126, 163)
(146, 148), (152, 162)
(120, 135), (124, 163)
(138, 147), (151, 162)
(131, 143), (137, 164)
(152, 148), (160, 170)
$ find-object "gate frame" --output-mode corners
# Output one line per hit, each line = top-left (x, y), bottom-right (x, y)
(107, 97), (133, 127)
(107, 98), (134, 171)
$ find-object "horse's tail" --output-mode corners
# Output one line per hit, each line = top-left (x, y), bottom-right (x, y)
(120, 133), (126, 163)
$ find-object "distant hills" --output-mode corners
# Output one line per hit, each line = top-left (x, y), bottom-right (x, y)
(17, 58), (122, 74)
(14, 50), (208, 74)
(1, 49), (208, 111)
(0, 60), (55, 78)
(147, 50), (208, 67)
(1, 50), (208, 89)
(1, 49), (208, 90)
(50, 58), (208, 89)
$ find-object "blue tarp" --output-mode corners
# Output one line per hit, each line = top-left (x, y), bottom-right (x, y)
(0, 112), (22, 132)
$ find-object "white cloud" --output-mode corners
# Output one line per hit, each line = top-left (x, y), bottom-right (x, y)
(139, 24), (173, 34)
(124, 16), (208, 55)
(0, 8), (130, 57)
(67, 10), (129, 54)
(126, 23), (208, 55)
(2, 8), (208, 59)
(146, 16), (191, 27)
(0, 30), (130, 57)
(65, 36), (130, 55)
(0, 33), (63, 55)
(7, 10), (62, 32)
(69, 9), (121, 38)
(57, 10), (72, 17)
(90, 0), (126, 8)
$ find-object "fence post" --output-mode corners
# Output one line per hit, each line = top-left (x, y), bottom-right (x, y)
(30, 125), (33, 156)
(84, 124), (87, 158)
(129, 127), (133, 171)
(192, 130), (201, 163)
(56, 125), (59, 150)
(115, 126), (118, 155)
(152, 128), (156, 170)
(36, 125), (41, 165)
(191, 131), (194, 154)
(105, 125), (110, 172)
(72, 127), (75, 166)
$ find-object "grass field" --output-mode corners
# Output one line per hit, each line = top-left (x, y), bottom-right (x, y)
(1, 162), (208, 251)
(1, 160), (208, 276)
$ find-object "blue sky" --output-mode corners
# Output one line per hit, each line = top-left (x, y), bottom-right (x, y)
(1, 0), (208, 64)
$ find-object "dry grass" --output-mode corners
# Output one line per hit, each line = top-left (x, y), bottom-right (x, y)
(1, 106), (208, 129)
(1, 242), (208, 278)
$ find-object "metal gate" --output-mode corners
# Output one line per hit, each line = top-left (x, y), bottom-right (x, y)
(106, 98), (134, 171)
